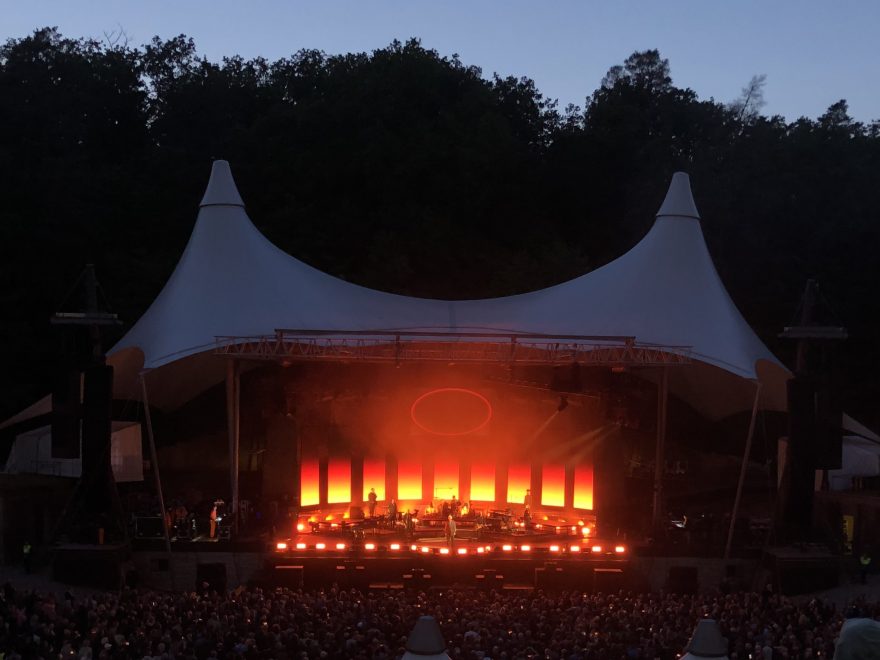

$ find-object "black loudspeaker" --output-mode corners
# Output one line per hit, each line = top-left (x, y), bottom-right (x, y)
(787, 376), (842, 471)
(196, 563), (227, 593)
(51, 371), (82, 459)
(666, 566), (698, 594)
(81, 365), (113, 481)
(349, 505), (365, 520)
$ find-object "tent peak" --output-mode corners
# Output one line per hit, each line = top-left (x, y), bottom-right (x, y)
(199, 160), (245, 208)
(656, 171), (700, 220)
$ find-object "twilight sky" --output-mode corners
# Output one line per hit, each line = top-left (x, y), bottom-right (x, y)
(2, 0), (878, 123)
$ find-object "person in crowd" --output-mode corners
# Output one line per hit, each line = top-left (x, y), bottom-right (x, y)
(368, 487), (378, 518)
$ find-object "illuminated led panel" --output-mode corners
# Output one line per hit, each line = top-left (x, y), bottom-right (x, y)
(300, 458), (319, 506)
(327, 458), (351, 504)
(470, 463), (496, 501)
(507, 463), (531, 504)
(541, 464), (565, 507)
(574, 462), (594, 510)
(398, 460), (422, 500)
(362, 457), (386, 501)
(434, 460), (459, 499)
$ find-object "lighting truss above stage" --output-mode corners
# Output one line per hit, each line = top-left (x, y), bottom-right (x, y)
(214, 330), (692, 367)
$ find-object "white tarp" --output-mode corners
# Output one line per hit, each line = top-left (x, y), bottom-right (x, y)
(107, 162), (790, 418)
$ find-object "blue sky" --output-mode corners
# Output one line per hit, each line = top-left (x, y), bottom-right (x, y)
(2, 0), (878, 122)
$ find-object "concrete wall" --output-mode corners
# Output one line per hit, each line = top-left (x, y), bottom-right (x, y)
(132, 551), (265, 591)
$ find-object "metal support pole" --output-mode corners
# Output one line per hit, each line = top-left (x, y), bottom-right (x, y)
(226, 360), (241, 534)
(652, 368), (669, 532)
(140, 373), (174, 586)
(725, 381), (763, 560)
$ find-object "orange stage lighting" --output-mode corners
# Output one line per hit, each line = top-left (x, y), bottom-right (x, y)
(591, 545), (603, 553)
(570, 545), (581, 553)
(296, 523), (305, 532)
(398, 460), (422, 500)
(439, 547), (450, 555)
(549, 545), (560, 552)
(364, 543), (376, 550)
(502, 544), (513, 552)
(390, 543), (401, 551)
(275, 542), (287, 551)
(335, 543), (346, 550)
(421, 546), (431, 554)
(434, 460), (459, 499)
(476, 547), (485, 554)
(457, 548), (467, 555)
(615, 545), (626, 554)
(470, 462), (495, 501)
(410, 544), (418, 551)
(520, 545), (531, 552)
(300, 458), (319, 507)
(542, 464), (565, 507)
(574, 463), (594, 510)
(315, 543), (326, 550)
(363, 457), (386, 501)
(507, 463), (530, 504)
(328, 458), (351, 504)
(295, 542), (306, 550)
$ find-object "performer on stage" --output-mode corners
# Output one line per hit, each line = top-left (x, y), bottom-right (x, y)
(209, 504), (218, 539)
(368, 487), (378, 518)
(388, 498), (397, 526)
(444, 514), (457, 547)
(451, 495), (460, 517)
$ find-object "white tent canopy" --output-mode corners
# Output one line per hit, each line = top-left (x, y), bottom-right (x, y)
(106, 161), (790, 418)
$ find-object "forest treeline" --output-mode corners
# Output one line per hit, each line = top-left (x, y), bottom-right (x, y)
(1, 28), (878, 428)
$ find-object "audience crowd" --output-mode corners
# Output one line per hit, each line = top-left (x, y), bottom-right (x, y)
(1, 581), (876, 660)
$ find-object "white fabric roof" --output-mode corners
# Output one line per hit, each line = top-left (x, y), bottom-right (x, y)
(106, 161), (789, 417)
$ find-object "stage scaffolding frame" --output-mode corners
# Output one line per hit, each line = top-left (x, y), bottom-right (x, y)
(214, 329), (693, 368)
(215, 330), (693, 536)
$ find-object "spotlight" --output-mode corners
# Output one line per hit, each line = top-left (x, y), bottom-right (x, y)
(591, 545), (603, 553)
(421, 546), (431, 554)
(315, 543), (326, 550)
(502, 544), (513, 552)
(457, 548), (468, 555)
(295, 542), (306, 550)
(275, 542), (288, 551)
(520, 545), (531, 552)
(296, 523), (305, 532)
(390, 543), (401, 551)
(570, 545), (581, 553)
(364, 543), (376, 551)
(549, 545), (560, 553)
(410, 545), (418, 551)
(336, 543), (346, 550)
(476, 547), (485, 554)
(614, 545), (626, 554)
(581, 527), (591, 537)
(439, 548), (450, 555)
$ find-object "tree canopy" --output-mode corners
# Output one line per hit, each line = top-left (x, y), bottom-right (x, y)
(1, 29), (879, 429)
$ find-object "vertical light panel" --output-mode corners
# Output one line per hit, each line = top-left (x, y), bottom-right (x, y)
(398, 460), (422, 501)
(541, 464), (565, 507)
(362, 457), (386, 501)
(300, 458), (319, 507)
(327, 458), (351, 504)
(470, 463), (496, 502)
(507, 463), (531, 504)
(574, 462), (594, 510)
(434, 460), (459, 500)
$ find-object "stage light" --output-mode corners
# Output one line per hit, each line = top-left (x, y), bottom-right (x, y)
(296, 523), (305, 532)
(549, 545), (560, 553)
(520, 545), (531, 552)
(390, 543), (401, 551)
(614, 545), (626, 554)
(295, 542), (306, 550)
(571, 526), (577, 532)
(439, 548), (450, 555)
(336, 543), (346, 550)
(591, 545), (603, 553)
(276, 542), (288, 551)
(457, 548), (467, 555)
(316, 543), (326, 550)
(570, 545), (581, 553)
(364, 543), (376, 551)
(476, 547), (485, 554)
(325, 514), (334, 521)
(421, 546), (431, 554)
(578, 520), (585, 526)
(330, 523), (339, 528)
(502, 544), (513, 552)
(581, 527), (591, 537)
(410, 544), (418, 551)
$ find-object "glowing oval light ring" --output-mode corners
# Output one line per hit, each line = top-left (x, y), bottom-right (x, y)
(410, 387), (493, 436)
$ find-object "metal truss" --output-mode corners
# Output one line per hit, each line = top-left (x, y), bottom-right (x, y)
(214, 329), (691, 368)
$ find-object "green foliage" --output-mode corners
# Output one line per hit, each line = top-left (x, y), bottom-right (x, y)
(1, 33), (879, 429)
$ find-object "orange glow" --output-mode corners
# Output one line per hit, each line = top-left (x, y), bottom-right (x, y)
(477, 547), (485, 554)
(398, 460), (422, 500)
(363, 457), (386, 501)
(421, 546), (430, 554)
(507, 463), (530, 504)
(614, 545), (625, 554)
(470, 462), (495, 501)
(315, 543), (326, 550)
(411, 388), (493, 436)
(581, 527), (592, 537)
(434, 460), (459, 499)
(591, 545), (603, 553)
(541, 464), (565, 507)
(439, 547), (450, 555)
(365, 543), (376, 550)
(390, 543), (401, 550)
(502, 544), (513, 552)
(327, 458), (351, 504)
(457, 548), (467, 555)
(276, 542), (287, 550)
(574, 463), (594, 510)
(336, 542), (346, 550)
(570, 545), (581, 553)
(550, 545), (560, 552)
(300, 458), (319, 507)
(296, 523), (305, 532)
(295, 542), (306, 550)
(520, 545), (531, 552)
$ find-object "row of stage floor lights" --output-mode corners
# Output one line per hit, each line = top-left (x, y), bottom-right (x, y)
(274, 540), (626, 557)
